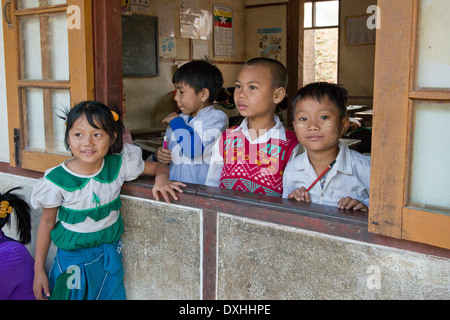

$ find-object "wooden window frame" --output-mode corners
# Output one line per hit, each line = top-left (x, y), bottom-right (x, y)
(369, 0), (450, 249)
(2, 0), (94, 172)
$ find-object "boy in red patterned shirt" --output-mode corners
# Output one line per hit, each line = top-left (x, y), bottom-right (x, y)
(206, 58), (300, 197)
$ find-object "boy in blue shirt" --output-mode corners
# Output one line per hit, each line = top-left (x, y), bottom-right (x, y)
(153, 59), (229, 185)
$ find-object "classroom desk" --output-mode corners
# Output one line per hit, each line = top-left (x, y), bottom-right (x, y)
(340, 138), (361, 150)
(347, 105), (370, 117)
(130, 128), (166, 140)
(354, 109), (373, 127)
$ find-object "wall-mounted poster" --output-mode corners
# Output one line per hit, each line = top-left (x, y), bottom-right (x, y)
(122, 0), (151, 14)
(180, 0), (211, 40)
(160, 37), (177, 58)
(157, 3), (175, 37)
(213, 4), (234, 56)
(257, 28), (282, 61)
(121, 0), (131, 13)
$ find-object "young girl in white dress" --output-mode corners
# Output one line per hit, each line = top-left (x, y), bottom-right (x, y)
(31, 101), (185, 300)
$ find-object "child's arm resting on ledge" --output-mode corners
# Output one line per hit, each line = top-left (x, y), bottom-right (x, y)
(143, 162), (186, 204)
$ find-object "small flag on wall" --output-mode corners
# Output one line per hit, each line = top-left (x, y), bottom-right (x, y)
(214, 7), (232, 28)
(213, 4), (234, 56)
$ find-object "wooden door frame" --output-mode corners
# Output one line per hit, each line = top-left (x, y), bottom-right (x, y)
(92, 0), (123, 113)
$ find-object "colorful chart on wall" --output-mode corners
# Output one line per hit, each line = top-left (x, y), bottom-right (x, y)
(257, 28), (282, 61)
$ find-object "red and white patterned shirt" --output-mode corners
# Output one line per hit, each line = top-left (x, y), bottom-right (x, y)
(206, 117), (299, 197)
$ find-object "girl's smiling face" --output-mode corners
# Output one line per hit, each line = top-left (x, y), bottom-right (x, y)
(293, 96), (349, 155)
(68, 114), (114, 174)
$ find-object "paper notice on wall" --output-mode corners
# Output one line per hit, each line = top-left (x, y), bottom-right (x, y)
(131, 0), (150, 14)
(213, 4), (234, 56)
(192, 39), (209, 59)
(160, 37), (177, 58)
(157, 3), (175, 37)
(180, 0), (211, 40)
(257, 28), (282, 61)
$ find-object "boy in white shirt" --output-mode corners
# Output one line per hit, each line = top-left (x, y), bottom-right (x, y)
(283, 82), (370, 211)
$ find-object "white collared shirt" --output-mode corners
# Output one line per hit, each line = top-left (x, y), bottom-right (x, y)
(282, 142), (371, 208)
(205, 116), (300, 187)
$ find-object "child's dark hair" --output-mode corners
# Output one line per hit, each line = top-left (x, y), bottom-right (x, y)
(243, 57), (288, 90)
(172, 58), (224, 104)
(292, 82), (348, 119)
(0, 187), (32, 245)
(63, 101), (123, 154)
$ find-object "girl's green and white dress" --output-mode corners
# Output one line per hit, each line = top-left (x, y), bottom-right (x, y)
(31, 143), (145, 300)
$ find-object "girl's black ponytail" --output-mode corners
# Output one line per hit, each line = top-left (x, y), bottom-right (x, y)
(0, 187), (32, 245)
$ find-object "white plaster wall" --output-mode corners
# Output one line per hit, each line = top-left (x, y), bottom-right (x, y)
(0, 10), (10, 163)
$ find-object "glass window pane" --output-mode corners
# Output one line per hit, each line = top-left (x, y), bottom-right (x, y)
(416, 0), (450, 88)
(22, 89), (71, 155)
(410, 101), (450, 212)
(23, 88), (45, 151)
(315, 1), (339, 27)
(17, 0), (66, 10)
(304, 2), (312, 28)
(48, 14), (70, 80)
(52, 90), (71, 154)
(19, 14), (69, 81)
(20, 17), (42, 80)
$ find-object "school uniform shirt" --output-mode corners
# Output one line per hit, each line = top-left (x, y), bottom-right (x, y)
(162, 105), (229, 185)
(31, 143), (145, 251)
(206, 116), (300, 196)
(282, 141), (371, 208)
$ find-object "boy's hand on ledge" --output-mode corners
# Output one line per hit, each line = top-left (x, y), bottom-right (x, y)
(288, 187), (311, 202)
(338, 197), (368, 212)
(152, 173), (186, 204)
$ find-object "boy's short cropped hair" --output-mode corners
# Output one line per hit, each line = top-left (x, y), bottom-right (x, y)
(292, 82), (348, 119)
(172, 58), (224, 104)
(243, 57), (288, 90)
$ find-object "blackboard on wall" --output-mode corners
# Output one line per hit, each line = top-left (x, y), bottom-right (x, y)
(122, 14), (159, 77)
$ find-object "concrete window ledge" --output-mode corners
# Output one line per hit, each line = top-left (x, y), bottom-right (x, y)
(120, 176), (450, 300)
(122, 176), (449, 259)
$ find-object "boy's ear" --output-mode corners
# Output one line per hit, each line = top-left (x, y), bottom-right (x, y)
(274, 87), (286, 104)
(340, 117), (350, 135)
(200, 88), (210, 103)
